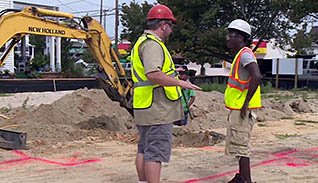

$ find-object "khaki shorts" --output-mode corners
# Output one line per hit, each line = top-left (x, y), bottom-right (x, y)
(225, 110), (255, 157)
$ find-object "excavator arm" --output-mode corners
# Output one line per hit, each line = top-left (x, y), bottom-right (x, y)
(0, 7), (133, 115)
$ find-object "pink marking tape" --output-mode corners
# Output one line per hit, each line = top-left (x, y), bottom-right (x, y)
(0, 150), (101, 168)
(185, 147), (318, 183)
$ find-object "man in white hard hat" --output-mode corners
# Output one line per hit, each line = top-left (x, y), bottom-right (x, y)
(224, 19), (261, 183)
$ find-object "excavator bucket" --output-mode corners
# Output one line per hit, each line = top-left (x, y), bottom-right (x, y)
(97, 70), (133, 116)
(0, 129), (27, 150)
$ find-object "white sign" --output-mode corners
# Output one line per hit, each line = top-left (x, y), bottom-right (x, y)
(272, 58), (303, 75)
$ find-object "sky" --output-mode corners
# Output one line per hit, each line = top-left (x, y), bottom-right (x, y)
(15, 0), (157, 39)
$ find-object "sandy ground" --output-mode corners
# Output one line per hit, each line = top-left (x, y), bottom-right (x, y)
(0, 89), (317, 183)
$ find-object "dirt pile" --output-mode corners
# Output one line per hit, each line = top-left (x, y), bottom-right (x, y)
(258, 91), (318, 121)
(1, 89), (133, 146)
(187, 90), (318, 131)
(1, 89), (317, 148)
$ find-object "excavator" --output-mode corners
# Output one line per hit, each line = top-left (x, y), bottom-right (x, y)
(0, 6), (133, 116)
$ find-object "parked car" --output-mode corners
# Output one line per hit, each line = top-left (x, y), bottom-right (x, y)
(120, 62), (131, 77)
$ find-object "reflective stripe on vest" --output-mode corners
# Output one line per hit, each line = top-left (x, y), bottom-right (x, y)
(224, 47), (261, 110)
(133, 72), (178, 87)
(131, 34), (181, 109)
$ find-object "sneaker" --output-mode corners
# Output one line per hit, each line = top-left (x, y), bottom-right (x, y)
(228, 173), (244, 183)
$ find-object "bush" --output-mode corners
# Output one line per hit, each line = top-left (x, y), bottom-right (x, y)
(69, 65), (85, 77)
(199, 83), (227, 93)
(261, 82), (273, 94)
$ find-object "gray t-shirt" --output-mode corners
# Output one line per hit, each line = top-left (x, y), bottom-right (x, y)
(133, 31), (183, 126)
(238, 52), (257, 81)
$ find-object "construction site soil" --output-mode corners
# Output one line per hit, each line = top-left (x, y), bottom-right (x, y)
(0, 88), (318, 182)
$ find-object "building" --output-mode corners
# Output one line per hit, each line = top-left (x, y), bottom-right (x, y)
(118, 40), (131, 56)
(0, 0), (14, 73)
(252, 40), (292, 59)
(188, 40), (292, 77)
(14, 1), (61, 73)
(0, 1), (62, 74)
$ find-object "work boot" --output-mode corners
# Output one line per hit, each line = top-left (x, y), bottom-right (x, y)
(228, 173), (244, 183)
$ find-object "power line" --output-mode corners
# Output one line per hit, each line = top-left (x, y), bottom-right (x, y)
(70, 9), (114, 16)
(100, 0), (103, 24)
(90, 13), (115, 18)
(82, 0), (112, 9)
(35, 0), (115, 15)
(56, 0), (76, 11)
(70, 9), (101, 14)
(55, 0), (82, 6)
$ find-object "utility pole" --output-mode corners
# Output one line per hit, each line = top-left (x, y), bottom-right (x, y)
(114, 0), (119, 53)
(103, 9), (107, 31)
(100, 0), (103, 24)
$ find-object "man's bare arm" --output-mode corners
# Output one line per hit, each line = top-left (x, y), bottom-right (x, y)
(240, 63), (261, 118)
(146, 71), (201, 90)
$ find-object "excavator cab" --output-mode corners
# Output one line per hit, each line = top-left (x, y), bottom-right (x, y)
(0, 7), (133, 116)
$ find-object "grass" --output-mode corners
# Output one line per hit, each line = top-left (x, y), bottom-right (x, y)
(199, 81), (318, 102)
(261, 86), (318, 101)
(22, 96), (29, 109)
(294, 122), (306, 125)
(295, 120), (318, 124)
(262, 94), (295, 101)
(199, 83), (227, 93)
(291, 89), (314, 99)
(0, 94), (13, 97)
(261, 82), (273, 94)
(273, 133), (302, 140)
(257, 123), (266, 127)
(0, 106), (11, 113)
(280, 116), (294, 120)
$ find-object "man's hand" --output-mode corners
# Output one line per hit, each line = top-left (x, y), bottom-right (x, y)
(175, 67), (185, 72)
(179, 80), (201, 90)
(240, 104), (248, 119)
(146, 71), (201, 90)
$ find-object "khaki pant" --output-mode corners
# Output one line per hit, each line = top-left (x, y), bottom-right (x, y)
(225, 110), (255, 157)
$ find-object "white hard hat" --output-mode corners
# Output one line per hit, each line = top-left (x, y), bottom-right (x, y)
(228, 19), (251, 36)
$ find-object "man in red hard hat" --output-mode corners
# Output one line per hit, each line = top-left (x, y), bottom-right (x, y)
(147, 4), (177, 22)
(131, 4), (201, 183)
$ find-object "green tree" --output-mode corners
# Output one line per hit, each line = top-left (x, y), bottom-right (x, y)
(81, 48), (96, 63)
(30, 53), (49, 71)
(157, 0), (296, 61)
(290, 25), (314, 55)
(29, 35), (46, 54)
(288, 0), (318, 55)
(29, 35), (48, 71)
(120, 1), (153, 43)
(120, 0), (318, 74)
(288, 0), (318, 24)
(61, 38), (84, 77)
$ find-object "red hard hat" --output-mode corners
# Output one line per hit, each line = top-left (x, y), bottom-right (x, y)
(147, 5), (177, 22)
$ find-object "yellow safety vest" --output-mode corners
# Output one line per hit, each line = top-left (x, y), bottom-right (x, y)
(131, 34), (181, 109)
(225, 47), (261, 110)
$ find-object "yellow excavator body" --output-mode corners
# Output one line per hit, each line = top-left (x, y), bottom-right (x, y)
(0, 7), (133, 115)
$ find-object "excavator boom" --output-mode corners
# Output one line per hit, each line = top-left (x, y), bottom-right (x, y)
(0, 7), (133, 115)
